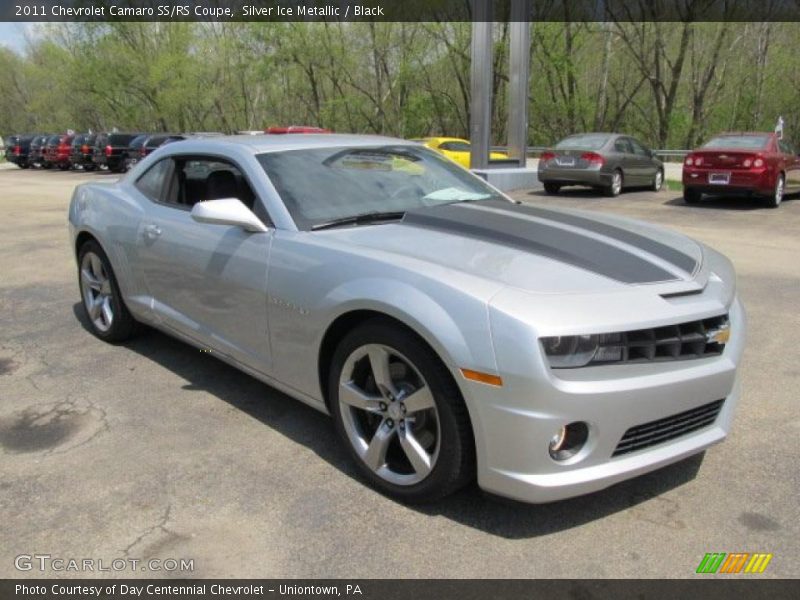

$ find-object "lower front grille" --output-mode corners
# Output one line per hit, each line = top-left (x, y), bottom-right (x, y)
(612, 399), (724, 457)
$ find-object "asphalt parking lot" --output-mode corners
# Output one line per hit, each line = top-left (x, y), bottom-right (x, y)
(0, 164), (798, 579)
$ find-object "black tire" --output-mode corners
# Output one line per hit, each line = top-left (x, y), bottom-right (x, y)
(18, 163), (30, 169)
(77, 240), (137, 343)
(329, 319), (475, 503)
(543, 182), (561, 195)
(684, 187), (701, 204)
(652, 169), (664, 192)
(765, 174), (784, 209)
(604, 169), (623, 197)
(59, 164), (70, 171)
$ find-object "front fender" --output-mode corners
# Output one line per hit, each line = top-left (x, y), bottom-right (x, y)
(320, 277), (497, 381)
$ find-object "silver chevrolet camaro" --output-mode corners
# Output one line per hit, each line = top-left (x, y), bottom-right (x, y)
(68, 134), (745, 504)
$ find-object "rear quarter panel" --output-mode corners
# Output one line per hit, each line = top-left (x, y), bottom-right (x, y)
(69, 182), (149, 317)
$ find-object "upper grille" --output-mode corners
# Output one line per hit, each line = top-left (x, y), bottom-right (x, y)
(593, 314), (729, 365)
(613, 399), (724, 457)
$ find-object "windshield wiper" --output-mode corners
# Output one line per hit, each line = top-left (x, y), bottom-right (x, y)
(311, 211), (406, 231)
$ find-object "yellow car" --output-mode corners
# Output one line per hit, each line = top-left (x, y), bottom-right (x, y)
(411, 137), (508, 169)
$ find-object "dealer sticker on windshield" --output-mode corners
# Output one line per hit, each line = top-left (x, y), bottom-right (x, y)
(709, 172), (731, 185)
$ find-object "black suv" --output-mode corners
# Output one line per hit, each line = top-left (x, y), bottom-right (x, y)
(123, 133), (185, 171)
(70, 134), (97, 170)
(92, 133), (142, 172)
(28, 135), (51, 168)
(4, 134), (35, 168)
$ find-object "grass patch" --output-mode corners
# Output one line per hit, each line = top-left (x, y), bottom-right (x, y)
(665, 179), (683, 192)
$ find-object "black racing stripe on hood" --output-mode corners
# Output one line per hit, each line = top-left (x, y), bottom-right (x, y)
(491, 201), (698, 274)
(402, 204), (676, 284)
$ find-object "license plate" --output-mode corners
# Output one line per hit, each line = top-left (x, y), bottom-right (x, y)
(709, 172), (731, 185)
(556, 156), (575, 167)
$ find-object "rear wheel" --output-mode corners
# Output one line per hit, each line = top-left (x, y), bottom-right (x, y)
(543, 182), (561, 195)
(329, 320), (475, 503)
(765, 174), (784, 209)
(604, 170), (623, 197)
(684, 187), (701, 204)
(18, 163), (30, 169)
(77, 240), (136, 342)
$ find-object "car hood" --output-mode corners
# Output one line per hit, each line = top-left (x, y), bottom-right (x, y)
(325, 200), (706, 296)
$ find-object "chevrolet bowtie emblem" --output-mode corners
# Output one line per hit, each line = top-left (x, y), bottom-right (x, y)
(706, 323), (731, 344)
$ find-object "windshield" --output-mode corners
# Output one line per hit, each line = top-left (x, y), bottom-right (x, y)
(702, 135), (771, 150)
(257, 145), (504, 230)
(556, 134), (611, 150)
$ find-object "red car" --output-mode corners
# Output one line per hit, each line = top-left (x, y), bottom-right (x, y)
(44, 134), (75, 170)
(683, 132), (800, 208)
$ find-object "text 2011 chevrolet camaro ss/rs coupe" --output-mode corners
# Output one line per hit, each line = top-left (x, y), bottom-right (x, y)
(68, 134), (745, 504)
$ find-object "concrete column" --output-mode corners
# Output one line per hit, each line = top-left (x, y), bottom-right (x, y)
(469, 0), (493, 170)
(507, 1), (531, 167)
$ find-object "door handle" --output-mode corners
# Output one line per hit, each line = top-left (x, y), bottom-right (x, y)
(143, 224), (162, 239)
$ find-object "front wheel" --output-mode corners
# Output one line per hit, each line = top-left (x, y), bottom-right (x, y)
(765, 174), (784, 209)
(329, 320), (475, 503)
(652, 169), (664, 192)
(78, 240), (136, 342)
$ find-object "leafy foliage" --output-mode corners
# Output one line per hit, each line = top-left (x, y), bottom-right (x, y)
(1, 22), (797, 149)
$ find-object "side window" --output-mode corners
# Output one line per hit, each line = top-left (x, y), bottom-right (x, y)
(165, 156), (257, 211)
(135, 159), (172, 202)
(629, 138), (650, 157)
(614, 138), (632, 154)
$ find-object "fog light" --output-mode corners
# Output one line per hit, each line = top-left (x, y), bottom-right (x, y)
(548, 422), (589, 461)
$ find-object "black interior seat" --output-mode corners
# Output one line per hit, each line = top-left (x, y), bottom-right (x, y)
(205, 170), (239, 201)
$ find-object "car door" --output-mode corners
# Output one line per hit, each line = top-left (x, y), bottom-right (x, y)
(778, 139), (800, 193)
(626, 137), (656, 185)
(132, 154), (274, 372)
(612, 137), (635, 183)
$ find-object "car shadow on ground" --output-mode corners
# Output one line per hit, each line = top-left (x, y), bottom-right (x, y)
(525, 186), (663, 200)
(662, 195), (796, 211)
(72, 303), (706, 540)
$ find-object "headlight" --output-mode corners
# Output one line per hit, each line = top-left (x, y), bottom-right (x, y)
(540, 335), (599, 368)
(541, 333), (626, 368)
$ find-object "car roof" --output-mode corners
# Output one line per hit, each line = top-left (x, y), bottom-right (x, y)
(164, 133), (416, 155)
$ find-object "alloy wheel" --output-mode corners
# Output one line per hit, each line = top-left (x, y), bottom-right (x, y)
(80, 251), (114, 332)
(654, 170), (663, 191)
(612, 171), (623, 195)
(774, 176), (784, 206)
(338, 344), (441, 486)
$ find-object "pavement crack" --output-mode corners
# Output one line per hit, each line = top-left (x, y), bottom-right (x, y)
(122, 504), (175, 558)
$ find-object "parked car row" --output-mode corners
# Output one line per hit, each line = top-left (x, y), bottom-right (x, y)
(4, 132), (196, 173)
(536, 130), (797, 208)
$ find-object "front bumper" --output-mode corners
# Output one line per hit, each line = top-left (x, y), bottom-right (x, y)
(464, 292), (745, 504)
